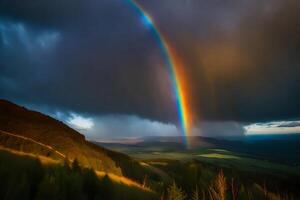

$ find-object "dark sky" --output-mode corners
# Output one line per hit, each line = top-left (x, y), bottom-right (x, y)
(0, 0), (300, 138)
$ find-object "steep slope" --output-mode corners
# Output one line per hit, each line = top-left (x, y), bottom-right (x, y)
(0, 130), (65, 160)
(0, 148), (157, 200)
(0, 99), (122, 175)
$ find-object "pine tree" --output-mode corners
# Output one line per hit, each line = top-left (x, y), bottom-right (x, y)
(72, 158), (81, 173)
(166, 181), (186, 200)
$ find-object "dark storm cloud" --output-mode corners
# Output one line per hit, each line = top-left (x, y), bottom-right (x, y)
(0, 0), (177, 122)
(0, 0), (299, 125)
(191, 121), (245, 137)
(139, 0), (300, 123)
(81, 115), (179, 139)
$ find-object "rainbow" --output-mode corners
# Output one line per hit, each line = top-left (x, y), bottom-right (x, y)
(127, 0), (193, 147)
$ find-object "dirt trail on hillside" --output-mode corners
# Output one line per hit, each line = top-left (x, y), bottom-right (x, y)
(0, 130), (66, 159)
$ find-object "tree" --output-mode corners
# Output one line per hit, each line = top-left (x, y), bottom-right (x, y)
(35, 174), (60, 200)
(166, 181), (186, 200)
(99, 174), (113, 199)
(82, 169), (100, 200)
(63, 157), (71, 171)
(72, 158), (81, 173)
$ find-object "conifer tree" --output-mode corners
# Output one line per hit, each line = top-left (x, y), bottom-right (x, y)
(166, 181), (186, 200)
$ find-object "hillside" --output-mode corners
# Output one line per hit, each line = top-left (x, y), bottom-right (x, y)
(0, 148), (157, 200)
(0, 99), (138, 176)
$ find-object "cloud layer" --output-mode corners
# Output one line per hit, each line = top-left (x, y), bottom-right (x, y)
(246, 120), (300, 134)
(0, 0), (299, 133)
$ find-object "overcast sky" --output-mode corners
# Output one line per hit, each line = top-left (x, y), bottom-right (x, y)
(1, 0), (299, 139)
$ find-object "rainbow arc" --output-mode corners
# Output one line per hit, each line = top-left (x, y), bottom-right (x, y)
(128, 0), (193, 147)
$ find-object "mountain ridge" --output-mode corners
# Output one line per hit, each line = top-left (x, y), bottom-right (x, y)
(0, 99), (122, 174)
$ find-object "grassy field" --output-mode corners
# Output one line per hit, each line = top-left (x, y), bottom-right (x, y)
(103, 144), (300, 178)
(195, 149), (300, 176)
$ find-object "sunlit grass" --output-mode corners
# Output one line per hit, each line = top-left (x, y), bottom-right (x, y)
(95, 171), (153, 192)
(198, 153), (240, 159)
(0, 146), (60, 165)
